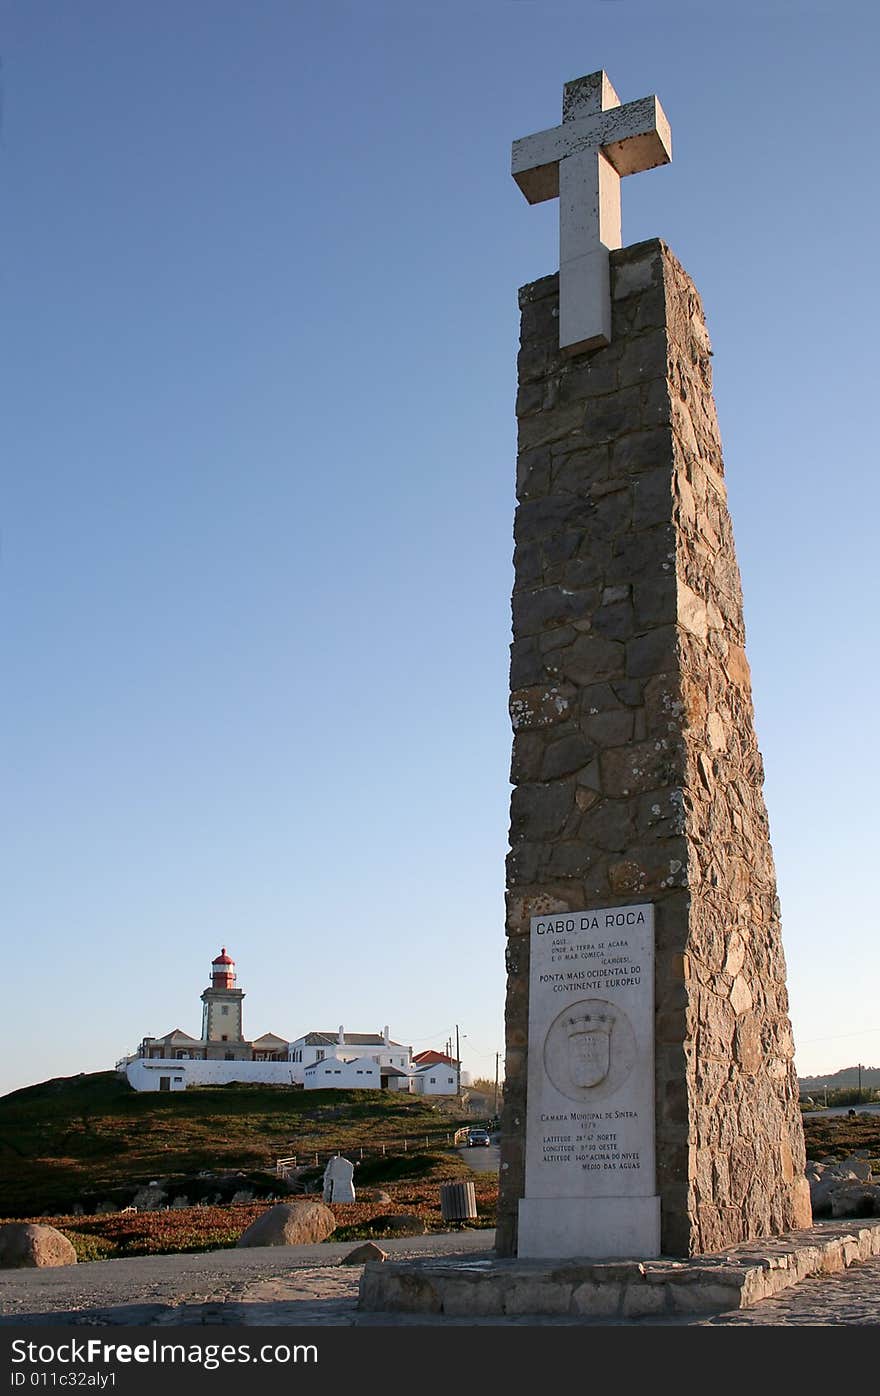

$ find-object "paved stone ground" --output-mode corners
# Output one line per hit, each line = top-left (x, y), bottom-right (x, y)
(1, 1230), (878, 1327)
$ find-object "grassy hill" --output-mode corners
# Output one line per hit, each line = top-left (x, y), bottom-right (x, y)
(798, 1065), (880, 1093)
(0, 1071), (472, 1217)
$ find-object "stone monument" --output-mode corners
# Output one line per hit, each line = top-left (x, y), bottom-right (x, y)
(323, 1155), (356, 1204)
(357, 68), (850, 1322)
(498, 70), (812, 1260)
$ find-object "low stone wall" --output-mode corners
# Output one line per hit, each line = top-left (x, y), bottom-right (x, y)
(360, 1220), (880, 1319)
(126, 1059), (297, 1091)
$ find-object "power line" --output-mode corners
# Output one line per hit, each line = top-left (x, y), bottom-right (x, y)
(797, 1027), (880, 1045)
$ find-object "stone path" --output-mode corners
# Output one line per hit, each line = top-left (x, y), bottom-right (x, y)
(1, 1229), (878, 1327)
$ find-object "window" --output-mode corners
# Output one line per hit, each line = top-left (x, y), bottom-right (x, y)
(221, 1005), (229, 1016)
(225, 1052), (234, 1061)
(429, 1077), (436, 1084)
(448, 1076), (454, 1084)
(356, 1070), (363, 1075)
(315, 1050), (325, 1062)
(173, 1076), (183, 1083)
(221, 1035), (228, 1042)
(334, 1069), (341, 1074)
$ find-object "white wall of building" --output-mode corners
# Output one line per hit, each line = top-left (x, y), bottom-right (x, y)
(287, 1044), (333, 1085)
(287, 1030), (412, 1085)
(303, 1056), (381, 1090)
(126, 1058), (297, 1092)
(412, 1066), (458, 1095)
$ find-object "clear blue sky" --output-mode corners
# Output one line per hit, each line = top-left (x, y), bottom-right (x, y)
(2, 1), (877, 1095)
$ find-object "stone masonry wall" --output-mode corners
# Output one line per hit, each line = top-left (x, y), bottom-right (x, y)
(497, 240), (811, 1257)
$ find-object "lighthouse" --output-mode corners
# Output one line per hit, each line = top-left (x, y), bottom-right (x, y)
(200, 948), (247, 1056)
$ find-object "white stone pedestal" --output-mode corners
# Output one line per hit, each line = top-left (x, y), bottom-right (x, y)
(518, 1196), (661, 1260)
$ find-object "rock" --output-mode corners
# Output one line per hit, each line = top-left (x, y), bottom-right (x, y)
(0, 1224), (77, 1269)
(236, 1201), (337, 1248)
(230, 1190), (253, 1205)
(807, 1176), (838, 1214)
(170, 1197), (190, 1209)
(341, 1242), (388, 1265)
(362, 1214), (427, 1237)
(830, 1183), (880, 1219)
(322, 1157), (355, 1204)
(359, 1189), (393, 1205)
(132, 1185), (167, 1211)
(841, 1155), (872, 1181)
(808, 1167), (859, 1215)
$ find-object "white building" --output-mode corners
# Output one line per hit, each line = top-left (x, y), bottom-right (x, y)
(121, 949), (291, 1091)
(303, 1055), (381, 1089)
(120, 953), (421, 1094)
(411, 1061), (459, 1095)
(126, 1057), (297, 1092)
(287, 1026), (412, 1089)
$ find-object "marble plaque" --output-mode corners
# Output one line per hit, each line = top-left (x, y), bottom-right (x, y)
(518, 903), (659, 1258)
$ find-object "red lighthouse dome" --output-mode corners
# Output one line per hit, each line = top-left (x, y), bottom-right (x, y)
(211, 948), (236, 989)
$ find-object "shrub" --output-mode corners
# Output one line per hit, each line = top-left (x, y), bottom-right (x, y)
(62, 1231), (117, 1263)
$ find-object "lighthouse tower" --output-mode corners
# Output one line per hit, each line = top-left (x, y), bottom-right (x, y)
(200, 948), (247, 1055)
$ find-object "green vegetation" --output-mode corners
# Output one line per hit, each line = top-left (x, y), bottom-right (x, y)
(0, 1071), (472, 1217)
(37, 1163), (499, 1261)
(8, 1070), (879, 1259)
(798, 1065), (880, 1095)
(801, 1111), (880, 1168)
(0, 1071), (495, 1259)
(801, 1087), (880, 1109)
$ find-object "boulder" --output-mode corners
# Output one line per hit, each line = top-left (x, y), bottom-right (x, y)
(236, 1201), (336, 1248)
(132, 1185), (167, 1211)
(830, 1183), (880, 1219)
(841, 1155), (873, 1181)
(358, 1189), (392, 1204)
(0, 1224), (77, 1269)
(808, 1171), (851, 1214)
(341, 1242), (388, 1265)
(363, 1214), (427, 1236)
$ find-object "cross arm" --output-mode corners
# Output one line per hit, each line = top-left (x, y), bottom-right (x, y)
(512, 95), (672, 204)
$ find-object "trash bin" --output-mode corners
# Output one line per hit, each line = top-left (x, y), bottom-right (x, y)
(440, 1180), (477, 1221)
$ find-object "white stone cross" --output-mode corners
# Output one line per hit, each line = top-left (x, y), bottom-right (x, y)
(512, 71), (672, 354)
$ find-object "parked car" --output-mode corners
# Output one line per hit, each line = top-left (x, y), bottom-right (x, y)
(467, 1127), (491, 1147)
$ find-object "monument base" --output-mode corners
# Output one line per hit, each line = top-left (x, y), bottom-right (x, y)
(358, 1220), (880, 1320)
(518, 1196), (661, 1260)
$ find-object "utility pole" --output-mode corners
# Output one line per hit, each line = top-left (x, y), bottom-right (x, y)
(858, 1063), (863, 1102)
(455, 1024), (461, 1101)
